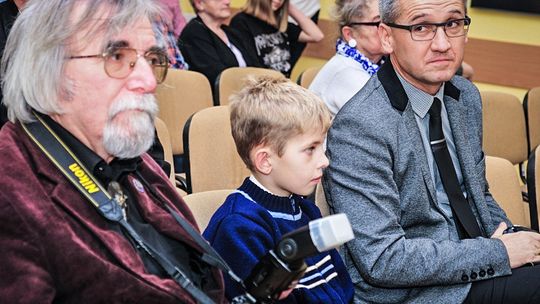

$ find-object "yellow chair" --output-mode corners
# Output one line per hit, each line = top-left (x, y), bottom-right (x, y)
(215, 67), (285, 106)
(314, 182), (330, 217)
(182, 189), (233, 231)
(183, 105), (250, 193)
(524, 87), (540, 152)
(155, 69), (213, 170)
(154, 117), (175, 185)
(481, 91), (528, 166)
(486, 156), (530, 227)
(297, 66), (322, 89)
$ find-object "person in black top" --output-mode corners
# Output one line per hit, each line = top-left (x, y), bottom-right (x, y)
(178, 0), (261, 87)
(0, 0), (26, 128)
(230, 0), (323, 77)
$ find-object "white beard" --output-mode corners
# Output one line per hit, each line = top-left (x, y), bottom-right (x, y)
(102, 94), (158, 159)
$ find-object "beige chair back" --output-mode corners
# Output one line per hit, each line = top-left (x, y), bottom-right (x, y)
(183, 105), (250, 193)
(481, 91), (528, 165)
(527, 147), (540, 231)
(524, 87), (540, 152)
(486, 156), (529, 227)
(155, 69), (213, 156)
(182, 189), (233, 231)
(314, 182), (330, 217)
(216, 67), (285, 106)
(154, 117), (175, 184)
(297, 66), (322, 89)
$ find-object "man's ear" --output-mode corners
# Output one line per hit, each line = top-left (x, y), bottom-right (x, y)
(251, 145), (273, 175)
(378, 23), (394, 54)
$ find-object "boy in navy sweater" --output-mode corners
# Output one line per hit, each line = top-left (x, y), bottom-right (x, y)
(203, 76), (353, 303)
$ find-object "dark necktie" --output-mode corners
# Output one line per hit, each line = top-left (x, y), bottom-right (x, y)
(429, 98), (483, 238)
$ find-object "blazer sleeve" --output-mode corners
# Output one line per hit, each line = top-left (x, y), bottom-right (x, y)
(178, 20), (233, 86)
(323, 88), (511, 288)
(0, 193), (56, 302)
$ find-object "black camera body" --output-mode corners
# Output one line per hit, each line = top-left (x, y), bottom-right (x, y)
(243, 250), (307, 303)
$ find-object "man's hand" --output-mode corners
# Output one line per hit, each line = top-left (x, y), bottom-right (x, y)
(492, 222), (540, 268)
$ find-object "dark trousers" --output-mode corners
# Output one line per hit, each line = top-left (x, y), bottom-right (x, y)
(464, 264), (540, 303)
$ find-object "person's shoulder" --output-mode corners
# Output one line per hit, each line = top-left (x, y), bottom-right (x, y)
(212, 191), (276, 222)
(230, 12), (249, 23)
(0, 123), (32, 166)
(450, 75), (480, 98)
(337, 74), (387, 116)
(204, 191), (279, 237)
(179, 17), (207, 39)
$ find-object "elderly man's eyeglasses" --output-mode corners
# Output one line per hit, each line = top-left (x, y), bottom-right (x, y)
(69, 47), (169, 84)
(386, 17), (471, 41)
(347, 21), (380, 27)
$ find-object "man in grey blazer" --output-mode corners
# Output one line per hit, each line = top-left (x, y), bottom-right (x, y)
(323, 0), (540, 303)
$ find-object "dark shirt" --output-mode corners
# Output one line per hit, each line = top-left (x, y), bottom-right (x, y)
(0, 0), (19, 127)
(178, 16), (261, 87)
(230, 12), (301, 77)
(42, 115), (213, 290)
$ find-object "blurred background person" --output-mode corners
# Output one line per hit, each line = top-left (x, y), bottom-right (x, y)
(288, 0), (321, 68)
(160, 0), (187, 39)
(230, 0), (324, 77)
(309, 0), (385, 116)
(178, 0), (261, 86)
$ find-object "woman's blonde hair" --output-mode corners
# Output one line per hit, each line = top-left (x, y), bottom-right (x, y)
(243, 0), (289, 32)
(230, 76), (332, 171)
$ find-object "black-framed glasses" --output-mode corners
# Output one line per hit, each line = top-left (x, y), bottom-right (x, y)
(69, 47), (169, 84)
(347, 21), (380, 27)
(386, 17), (471, 41)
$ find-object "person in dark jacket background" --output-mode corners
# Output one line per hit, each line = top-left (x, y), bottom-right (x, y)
(178, 0), (261, 87)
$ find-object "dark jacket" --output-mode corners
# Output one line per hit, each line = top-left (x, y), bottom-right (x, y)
(178, 16), (261, 87)
(0, 122), (227, 303)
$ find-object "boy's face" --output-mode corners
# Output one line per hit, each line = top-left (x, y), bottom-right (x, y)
(267, 129), (329, 197)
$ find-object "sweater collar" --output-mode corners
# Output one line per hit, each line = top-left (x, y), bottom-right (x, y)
(239, 177), (301, 215)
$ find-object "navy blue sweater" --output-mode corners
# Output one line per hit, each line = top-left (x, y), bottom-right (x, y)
(203, 178), (353, 303)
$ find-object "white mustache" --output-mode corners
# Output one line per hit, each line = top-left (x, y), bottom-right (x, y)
(108, 94), (158, 119)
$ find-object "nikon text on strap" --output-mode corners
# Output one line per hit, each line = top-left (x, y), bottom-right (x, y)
(22, 113), (230, 304)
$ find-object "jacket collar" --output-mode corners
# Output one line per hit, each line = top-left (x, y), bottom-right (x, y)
(377, 60), (461, 113)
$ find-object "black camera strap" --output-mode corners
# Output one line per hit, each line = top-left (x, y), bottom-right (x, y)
(21, 113), (243, 304)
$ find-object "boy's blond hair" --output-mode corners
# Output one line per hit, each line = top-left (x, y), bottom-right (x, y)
(230, 76), (332, 171)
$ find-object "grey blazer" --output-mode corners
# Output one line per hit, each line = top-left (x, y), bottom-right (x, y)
(323, 62), (512, 304)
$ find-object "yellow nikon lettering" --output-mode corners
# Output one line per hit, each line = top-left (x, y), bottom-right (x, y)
(68, 163), (100, 194)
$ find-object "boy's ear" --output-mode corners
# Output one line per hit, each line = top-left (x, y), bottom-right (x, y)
(252, 144), (273, 175)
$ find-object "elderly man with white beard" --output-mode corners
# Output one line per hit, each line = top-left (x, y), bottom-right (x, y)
(0, 0), (227, 303)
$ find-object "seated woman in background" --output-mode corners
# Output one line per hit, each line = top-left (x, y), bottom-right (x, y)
(178, 0), (261, 86)
(309, 0), (385, 116)
(230, 0), (324, 77)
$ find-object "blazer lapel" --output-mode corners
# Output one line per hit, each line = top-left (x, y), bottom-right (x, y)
(402, 108), (439, 205)
(378, 62), (438, 206)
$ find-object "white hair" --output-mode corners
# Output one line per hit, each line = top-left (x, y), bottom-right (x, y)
(1, 0), (164, 123)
